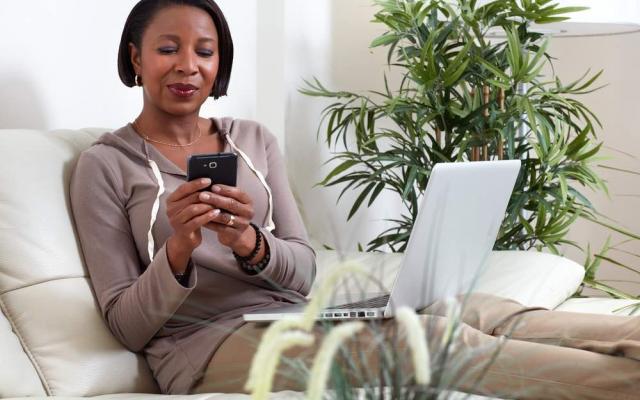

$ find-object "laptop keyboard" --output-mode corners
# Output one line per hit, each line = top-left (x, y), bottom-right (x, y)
(331, 294), (390, 309)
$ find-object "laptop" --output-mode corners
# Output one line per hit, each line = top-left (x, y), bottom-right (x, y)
(243, 160), (521, 322)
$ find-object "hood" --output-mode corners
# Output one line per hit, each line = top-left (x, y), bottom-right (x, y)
(91, 117), (275, 264)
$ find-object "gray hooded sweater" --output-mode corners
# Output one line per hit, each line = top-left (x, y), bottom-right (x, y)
(69, 117), (316, 394)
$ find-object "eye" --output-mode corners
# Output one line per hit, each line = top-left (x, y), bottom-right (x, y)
(158, 47), (177, 54)
(198, 50), (214, 57)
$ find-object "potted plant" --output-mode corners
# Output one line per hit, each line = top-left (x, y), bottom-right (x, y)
(301, 0), (640, 299)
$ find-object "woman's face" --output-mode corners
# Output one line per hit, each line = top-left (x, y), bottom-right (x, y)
(130, 5), (220, 116)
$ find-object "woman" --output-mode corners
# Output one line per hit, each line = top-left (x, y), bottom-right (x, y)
(69, 0), (640, 398)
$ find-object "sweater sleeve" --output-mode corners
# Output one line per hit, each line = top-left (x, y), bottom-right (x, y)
(252, 126), (317, 295)
(69, 150), (196, 352)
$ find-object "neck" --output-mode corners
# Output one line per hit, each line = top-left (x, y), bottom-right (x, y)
(134, 108), (203, 146)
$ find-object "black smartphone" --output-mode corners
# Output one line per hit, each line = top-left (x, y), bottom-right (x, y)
(187, 153), (238, 190)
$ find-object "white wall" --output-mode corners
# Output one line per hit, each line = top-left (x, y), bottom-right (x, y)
(283, 0), (405, 251)
(547, 32), (640, 295)
(0, 0), (257, 131)
(256, 0), (285, 144)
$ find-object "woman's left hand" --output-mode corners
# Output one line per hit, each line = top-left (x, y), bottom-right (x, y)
(198, 185), (256, 251)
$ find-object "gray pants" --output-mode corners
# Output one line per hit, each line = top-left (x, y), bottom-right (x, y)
(191, 294), (640, 399)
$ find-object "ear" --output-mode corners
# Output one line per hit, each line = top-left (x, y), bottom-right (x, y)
(129, 42), (142, 74)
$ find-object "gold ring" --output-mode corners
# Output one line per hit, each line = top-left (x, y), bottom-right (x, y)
(227, 214), (235, 227)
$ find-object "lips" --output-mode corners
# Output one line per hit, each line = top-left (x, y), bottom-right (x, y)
(168, 83), (198, 98)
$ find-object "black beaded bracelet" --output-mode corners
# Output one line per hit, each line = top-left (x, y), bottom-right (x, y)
(174, 273), (188, 286)
(250, 246), (271, 272)
(174, 261), (193, 287)
(237, 245), (271, 275)
(233, 223), (271, 274)
(233, 223), (262, 263)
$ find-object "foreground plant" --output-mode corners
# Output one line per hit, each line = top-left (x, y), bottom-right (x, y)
(245, 260), (498, 400)
(301, 0), (640, 298)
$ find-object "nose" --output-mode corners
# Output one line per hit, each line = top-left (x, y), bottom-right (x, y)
(175, 49), (198, 75)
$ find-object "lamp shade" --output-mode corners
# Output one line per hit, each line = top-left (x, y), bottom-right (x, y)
(484, 0), (640, 38)
(544, 0), (640, 37)
(555, 0), (640, 24)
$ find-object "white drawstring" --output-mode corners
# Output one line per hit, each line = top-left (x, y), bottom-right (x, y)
(224, 134), (275, 232)
(147, 159), (165, 262)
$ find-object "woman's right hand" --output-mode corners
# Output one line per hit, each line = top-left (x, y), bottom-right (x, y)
(165, 178), (219, 272)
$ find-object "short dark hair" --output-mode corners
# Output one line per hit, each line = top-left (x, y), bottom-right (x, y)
(117, 0), (233, 99)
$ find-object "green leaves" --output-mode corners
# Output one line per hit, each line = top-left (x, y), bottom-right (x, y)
(371, 32), (401, 48)
(301, 0), (639, 299)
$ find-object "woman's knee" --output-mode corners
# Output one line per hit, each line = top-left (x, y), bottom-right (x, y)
(419, 293), (530, 334)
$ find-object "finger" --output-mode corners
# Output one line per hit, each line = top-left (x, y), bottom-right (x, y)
(198, 192), (253, 219)
(176, 203), (216, 225)
(204, 221), (223, 232)
(167, 191), (202, 216)
(167, 178), (211, 203)
(221, 212), (243, 228)
(205, 222), (239, 237)
(209, 212), (248, 230)
(184, 209), (219, 232)
(211, 185), (252, 205)
(216, 212), (243, 228)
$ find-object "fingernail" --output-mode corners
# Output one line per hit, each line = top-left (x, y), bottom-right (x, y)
(200, 192), (211, 201)
(201, 178), (211, 185)
(212, 185), (221, 193)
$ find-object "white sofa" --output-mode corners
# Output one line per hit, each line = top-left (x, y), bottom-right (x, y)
(0, 127), (638, 400)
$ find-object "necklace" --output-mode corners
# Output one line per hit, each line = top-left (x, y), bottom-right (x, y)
(132, 118), (203, 148)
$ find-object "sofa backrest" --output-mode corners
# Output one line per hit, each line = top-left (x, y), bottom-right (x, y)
(0, 129), (159, 396)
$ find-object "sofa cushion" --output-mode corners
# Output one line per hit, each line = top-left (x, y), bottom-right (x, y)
(475, 250), (585, 309)
(312, 249), (585, 310)
(555, 298), (640, 316)
(1, 278), (158, 396)
(311, 249), (403, 300)
(0, 129), (159, 396)
(0, 303), (46, 397)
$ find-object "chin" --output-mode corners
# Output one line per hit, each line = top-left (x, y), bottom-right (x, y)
(143, 95), (196, 115)
(161, 101), (204, 117)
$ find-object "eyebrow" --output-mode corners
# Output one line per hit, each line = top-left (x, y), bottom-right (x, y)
(157, 34), (217, 43)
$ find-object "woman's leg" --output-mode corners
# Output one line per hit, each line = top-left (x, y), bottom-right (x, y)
(423, 293), (640, 399)
(190, 321), (383, 394)
(191, 310), (640, 399)
(424, 293), (640, 361)
(436, 315), (640, 400)
(190, 322), (276, 393)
